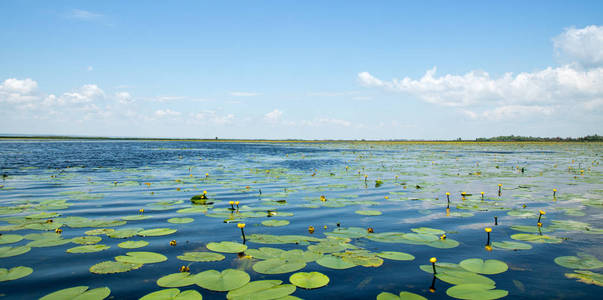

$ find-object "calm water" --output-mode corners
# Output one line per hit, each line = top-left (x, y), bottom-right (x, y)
(0, 140), (602, 299)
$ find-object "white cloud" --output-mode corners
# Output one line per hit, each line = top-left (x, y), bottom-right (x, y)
(115, 92), (133, 104)
(69, 9), (103, 20)
(155, 109), (181, 117)
(62, 84), (105, 103)
(300, 118), (352, 127)
(87, 66), (93, 71)
(553, 25), (603, 68)
(0, 78), (39, 104)
(264, 109), (283, 123)
(191, 111), (234, 125)
(230, 92), (260, 97)
(359, 25), (603, 120)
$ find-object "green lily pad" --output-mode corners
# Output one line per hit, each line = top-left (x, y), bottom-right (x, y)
(510, 233), (563, 243)
(0, 246), (31, 258)
(157, 272), (198, 288)
(122, 215), (152, 221)
(115, 251), (168, 264)
(118, 240), (149, 249)
(196, 269), (250, 291)
(27, 238), (72, 248)
(89, 261), (143, 274)
(436, 270), (496, 286)
(377, 251), (415, 261)
(376, 291), (427, 300)
(355, 210), (382, 216)
(565, 270), (603, 287)
(178, 252), (225, 262)
(137, 228), (177, 237)
(289, 271), (329, 289)
(40, 286), (111, 300)
(140, 288), (203, 300)
(554, 253), (603, 270)
(411, 227), (445, 235)
(261, 220), (290, 227)
(316, 255), (357, 269)
(72, 236), (102, 245)
(0, 234), (23, 244)
(108, 228), (143, 239)
(168, 217), (194, 224)
(459, 258), (508, 274)
(26, 212), (60, 219)
(0, 266), (33, 282)
(245, 247), (286, 260)
(226, 280), (293, 299)
(67, 244), (110, 253)
(206, 241), (247, 253)
(252, 258), (306, 274)
(491, 241), (532, 250)
(446, 284), (508, 300)
(85, 228), (115, 235)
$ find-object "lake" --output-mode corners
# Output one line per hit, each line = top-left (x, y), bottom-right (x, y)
(0, 140), (601, 299)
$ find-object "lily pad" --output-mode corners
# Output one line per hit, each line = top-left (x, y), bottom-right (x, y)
(252, 258), (306, 274)
(411, 227), (445, 235)
(118, 240), (149, 249)
(289, 271), (329, 289)
(196, 269), (250, 291)
(446, 284), (508, 300)
(376, 291), (427, 300)
(108, 228), (143, 239)
(72, 236), (102, 245)
(89, 261), (143, 274)
(157, 272), (198, 288)
(554, 253), (603, 270)
(39, 286), (111, 300)
(178, 252), (225, 262)
(436, 270), (496, 286)
(226, 280), (296, 300)
(261, 220), (290, 227)
(27, 238), (72, 248)
(122, 215), (152, 221)
(491, 241), (532, 250)
(140, 288), (203, 300)
(459, 258), (508, 275)
(316, 255), (357, 269)
(206, 241), (247, 253)
(355, 210), (382, 216)
(168, 217), (194, 224)
(565, 270), (603, 287)
(0, 266), (33, 282)
(0, 234), (23, 244)
(86, 228), (115, 235)
(137, 228), (177, 237)
(377, 251), (415, 261)
(115, 251), (167, 264)
(0, 246), (31, 258)
(67, 244), (110, 253)
(510, 233), (563, 243)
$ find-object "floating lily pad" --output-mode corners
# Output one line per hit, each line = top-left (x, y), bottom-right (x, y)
(118, 240), (149, 249)
(138, 228), (177, 237)
(491, 241), (532, 250)
(253, 258), (306, 274)
(85, 228), (115, 235)
(72, 236), (102, 245)
(0, 266), (33, 282)
(122, 215), (152, 221)
(0, 234), (23, 244)
(554, 253), (603, 270)
(89, 261), (143, 274)
(27, 238), (72, 248)
(168, 217), (194, 224)
(261, 220), (290, 227)
(289, 271), (329, 289)
(376, 291), (427, 300)
(446, 284), (508, 300)
(115, 251), (167, 264)
(140, 288), (203, 300)
(436, 270), (496, 286)
(108, 228), (143, 239)
(206, 241), (247, 253)
(39, 286), (110, 300)
(0, 246), (31, 258)
(565, 270), (603, 287)
(411, 227), (445, 235)
(377, 251), (415, 261)
(355, 210), (382, 216)
(157, 272), (198, 288)
(316, 255), (357, 269)
(510, 233), (563, 243)
(67, 244), (110, 253)
(196, 269), (250, 291)
(245, 247), (286, 260)
(226, 280), (284, 299)
(459, 258), (508, 275)
(178, 251), (225, 262)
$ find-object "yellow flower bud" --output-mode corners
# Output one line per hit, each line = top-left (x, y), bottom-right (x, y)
(430, 257), (437, 263)
(237, 223), (246, 229)
(485, 227), (492, 233)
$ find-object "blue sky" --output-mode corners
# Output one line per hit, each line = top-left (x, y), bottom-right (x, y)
(1, 1), (602, 139)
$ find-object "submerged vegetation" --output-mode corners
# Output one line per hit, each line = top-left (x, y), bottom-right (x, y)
(0, 140), (601, 299)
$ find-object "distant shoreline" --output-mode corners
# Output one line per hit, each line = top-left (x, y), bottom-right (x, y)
(0, 135), (601, 143)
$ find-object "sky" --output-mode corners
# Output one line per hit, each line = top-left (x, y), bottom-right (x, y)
(1, 1), (602, 140)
